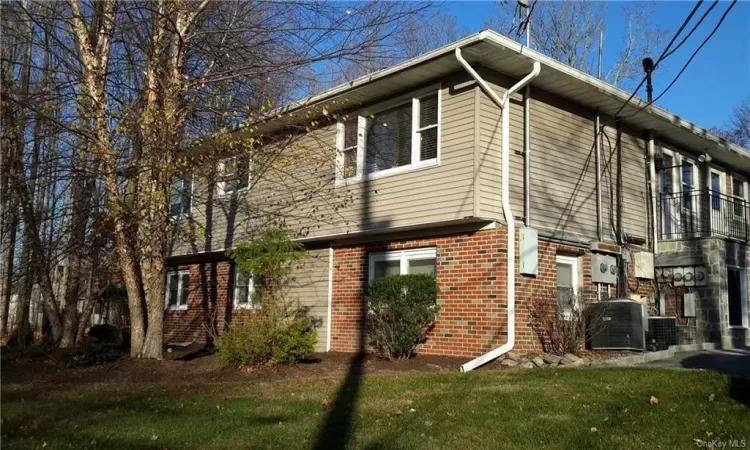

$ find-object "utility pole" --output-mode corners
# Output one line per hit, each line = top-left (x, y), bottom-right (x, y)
(643, 57), (655, 104)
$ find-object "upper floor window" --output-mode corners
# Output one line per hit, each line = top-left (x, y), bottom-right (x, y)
(170, 175), (192, 218)
(732, 177), (748, 216)
(217, 154), (250, 196)
(336, 87), (440, 184)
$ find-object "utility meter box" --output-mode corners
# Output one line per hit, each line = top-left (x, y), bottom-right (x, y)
(519, 227), (538, 276)
(632, 251), (654, 279)
(592, 253), (617, 285)
(683, 292), (697, 317)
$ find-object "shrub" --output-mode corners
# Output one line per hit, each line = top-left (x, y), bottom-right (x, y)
(528, 287), (608, 355)
(215, 315), (317, 366)
(367, 274), (440, 360)
(271, 316), (317, 365)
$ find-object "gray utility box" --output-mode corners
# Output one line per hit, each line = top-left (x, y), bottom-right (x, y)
(591, 253), (618, 285)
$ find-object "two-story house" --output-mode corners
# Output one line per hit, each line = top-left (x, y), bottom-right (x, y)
(165, 31), (750, 367)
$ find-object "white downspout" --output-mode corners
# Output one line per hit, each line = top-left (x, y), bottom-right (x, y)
(456, 48), (541, 373)
(648, 132), (658, 254)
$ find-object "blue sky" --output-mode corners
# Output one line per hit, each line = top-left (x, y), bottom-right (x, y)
(445, 1), (749, 129)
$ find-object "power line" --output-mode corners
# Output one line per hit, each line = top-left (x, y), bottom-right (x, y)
(605, 0), (704, 122)
(661, 0), (719, 60)
(623, 0), (737, 120)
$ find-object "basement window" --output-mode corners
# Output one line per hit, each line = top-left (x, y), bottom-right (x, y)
(368, 248), (436, 282)
(165, 271), (190, 311)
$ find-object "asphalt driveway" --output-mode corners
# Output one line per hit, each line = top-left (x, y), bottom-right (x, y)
(645, 348), (750, 378)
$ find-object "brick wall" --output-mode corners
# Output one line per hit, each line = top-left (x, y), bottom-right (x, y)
(163, 261), (258, 345)
(331, 226), (652, 357)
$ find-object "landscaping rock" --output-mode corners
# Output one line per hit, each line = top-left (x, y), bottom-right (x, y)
(532, 357), (545, 367)
(560, 358), (573, 365)
(521, 361), (535, 369)
(500, 359), (518, 367)
(506, 351), (520, 361)
(543, 354), (562, 365)
(563, 353), (581, 362)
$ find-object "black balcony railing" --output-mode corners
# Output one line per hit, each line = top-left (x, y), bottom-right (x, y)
(659, 189), (750, 243)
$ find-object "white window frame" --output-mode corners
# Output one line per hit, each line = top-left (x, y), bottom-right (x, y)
(335, 84), (441, 186)
(555, 255), (580, 320)
(731, 175), (748, 208)
(368, 247), (437, 282)
(164, 270), (190, 311)
(170, 174), (193, 219)
(217, 155), (250, 197)
(233, 270), (256, 310)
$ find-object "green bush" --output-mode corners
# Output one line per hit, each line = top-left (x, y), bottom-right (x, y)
(367, 274), (440, 360)
(271, 317), (317, 365)
(216, 315), (317, 366)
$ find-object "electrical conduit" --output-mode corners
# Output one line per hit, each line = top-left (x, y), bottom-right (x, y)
(455, 48), (541, 373)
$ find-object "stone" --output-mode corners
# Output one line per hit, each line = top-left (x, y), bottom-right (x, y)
(500, 359), (518, 367)
(570, 358), (584, 367)
(560, 358), (573, 365)
(506, 351), (520, 361)
(543, 354), (562, 365)
(563, 353), (581, 362)
(519, 357), (529, 364)
(521, 361), (535, 369)
(532, 357), (545, 367)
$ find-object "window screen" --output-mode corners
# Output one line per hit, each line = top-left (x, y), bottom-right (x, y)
(417, 93), (438, 162)
(366, 103), (412, 174)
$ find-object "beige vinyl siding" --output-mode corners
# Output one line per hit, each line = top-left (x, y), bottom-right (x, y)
(287, 248), (330, 352)
(477, 67), (647, 243)
(171, 72), (477, 256)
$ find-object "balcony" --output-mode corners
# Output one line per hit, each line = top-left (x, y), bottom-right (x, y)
(659, 189), (750, 243)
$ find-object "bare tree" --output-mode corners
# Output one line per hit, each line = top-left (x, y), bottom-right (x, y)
(711, 96), (750, 149)
(486, 0), (669, 89)
(2, 0), (438, 357)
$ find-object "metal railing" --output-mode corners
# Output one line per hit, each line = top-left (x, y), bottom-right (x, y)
(659, 189), (750, 243)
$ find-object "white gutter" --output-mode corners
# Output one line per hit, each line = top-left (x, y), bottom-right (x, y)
(455, 47), (541, 373)
(648, 132), (658, 253)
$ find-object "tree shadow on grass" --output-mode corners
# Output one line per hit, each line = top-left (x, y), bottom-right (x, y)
(313, 157), (380, 450)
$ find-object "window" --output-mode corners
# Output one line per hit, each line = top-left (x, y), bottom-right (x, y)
(336, 87), (440, 183)
(556, 255), (580, 320)
(710, 171), (722, 211)
(368, 248), (436, 282)
(233, 271), (255, 309)
(732, 177), (747, 216)
(165, 271), (190, 310)
(170, 175), (192, 217)
(217, 154), (250, 196)
(337, 118), (360, 180)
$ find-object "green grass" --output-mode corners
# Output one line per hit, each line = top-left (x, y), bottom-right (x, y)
(2, 368), (749, 449)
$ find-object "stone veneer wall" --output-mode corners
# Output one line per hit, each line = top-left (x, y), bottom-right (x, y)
(657, 238), (750, 348)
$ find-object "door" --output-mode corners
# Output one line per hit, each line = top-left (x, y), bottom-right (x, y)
(727, 268), (748, 328)
(708, 169), (726, 235)
(680, 159), (699, 236)
(659, 151), (681, 239)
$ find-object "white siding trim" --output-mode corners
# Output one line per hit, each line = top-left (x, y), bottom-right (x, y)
(326, 246), (333, 352)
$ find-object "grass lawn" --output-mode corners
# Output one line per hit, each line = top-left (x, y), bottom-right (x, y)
(2, 366), (749, 449)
